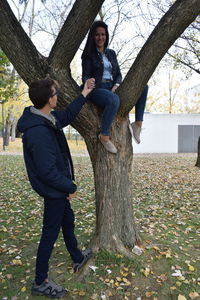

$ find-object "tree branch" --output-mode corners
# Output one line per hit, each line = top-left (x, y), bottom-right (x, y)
(48, 0), (105, 69)
(0, 0), (48, 85)
(167, 52), (200, 74)
(117, 0), (200, 116)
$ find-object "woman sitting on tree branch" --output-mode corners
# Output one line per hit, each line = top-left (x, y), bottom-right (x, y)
(81, 20), (148, 153)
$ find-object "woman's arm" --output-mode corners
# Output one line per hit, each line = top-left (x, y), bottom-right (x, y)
(111, 84), (119, 93)
(113, 50), (122, 86)
(82, 58), (93, 83)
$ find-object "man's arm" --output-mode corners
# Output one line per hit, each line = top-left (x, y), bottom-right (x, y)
(53, 79), (95, 128)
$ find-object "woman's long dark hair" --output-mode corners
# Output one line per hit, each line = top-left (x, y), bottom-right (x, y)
(81, 21), (109, 60)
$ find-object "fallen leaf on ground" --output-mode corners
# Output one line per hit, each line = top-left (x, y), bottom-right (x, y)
(178, 295), (187, 300)
(189, 292), (199, 299)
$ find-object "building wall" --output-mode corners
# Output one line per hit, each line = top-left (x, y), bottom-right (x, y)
(130, 113), (200, 153)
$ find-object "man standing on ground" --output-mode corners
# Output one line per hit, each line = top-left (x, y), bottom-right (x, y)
(17, 78), (95, 298)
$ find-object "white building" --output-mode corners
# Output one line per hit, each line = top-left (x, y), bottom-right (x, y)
(130, 113), (200, 153)
(187, 84), (200, 98)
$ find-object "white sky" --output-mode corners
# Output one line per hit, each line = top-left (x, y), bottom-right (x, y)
(7, 0), (200, 111)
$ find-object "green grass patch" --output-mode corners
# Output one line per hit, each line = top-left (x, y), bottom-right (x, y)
(0, 154), (200, 299)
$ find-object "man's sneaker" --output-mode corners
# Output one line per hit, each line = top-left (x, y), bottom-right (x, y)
(31, 278), (67, 298)
(129, 122), (141, 144)
(98, 135), (117, 154)
(73, 248), (92, 273)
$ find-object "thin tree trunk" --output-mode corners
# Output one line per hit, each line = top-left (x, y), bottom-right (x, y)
(68, 126), (71, 140)
(4, 113), (13, 146)
(195, 137), (200, 167)
(11, 117), (17, 142)
(29, 0), (35, 39)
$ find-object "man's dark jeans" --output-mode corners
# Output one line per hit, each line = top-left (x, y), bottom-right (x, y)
(35, 197), (83, 285)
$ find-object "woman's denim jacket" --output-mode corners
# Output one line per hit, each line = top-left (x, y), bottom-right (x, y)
(82, 48), (122, 88)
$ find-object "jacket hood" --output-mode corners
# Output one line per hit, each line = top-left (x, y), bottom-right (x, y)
(17, 106), (48, 133)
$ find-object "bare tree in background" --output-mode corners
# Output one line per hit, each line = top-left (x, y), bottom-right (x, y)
(167, 71), (180, 114)
(135, 0), (200, 75)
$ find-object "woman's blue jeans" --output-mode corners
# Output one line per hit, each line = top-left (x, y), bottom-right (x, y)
(89, 82), (148, 135)
(135, 85), (148, 121)
(89, 82), (120, 136)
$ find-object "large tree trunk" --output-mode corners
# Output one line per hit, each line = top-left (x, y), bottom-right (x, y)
(0, 0), (200, 256)
(86, 118), (140, 254)
(196, 137), (200, 168)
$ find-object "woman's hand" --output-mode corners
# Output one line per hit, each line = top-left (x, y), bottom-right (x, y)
(81, 78), (95, 97)
(111, 85), (119, 93)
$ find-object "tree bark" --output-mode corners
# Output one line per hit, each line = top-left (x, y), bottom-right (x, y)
(86, 118), (141, 254)
(195, 137), (200, 167)
(48, 0), (105, 68)
(0, 0), (48, 84)
(0, 0), (199, 254)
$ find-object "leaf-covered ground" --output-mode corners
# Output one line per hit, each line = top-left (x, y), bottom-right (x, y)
(0, 151), (200, 300)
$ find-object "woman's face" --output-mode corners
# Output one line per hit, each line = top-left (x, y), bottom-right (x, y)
(94, 27), (106, 51)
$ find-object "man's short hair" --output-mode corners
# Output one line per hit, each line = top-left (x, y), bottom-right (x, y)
(29, 79), (59, 109)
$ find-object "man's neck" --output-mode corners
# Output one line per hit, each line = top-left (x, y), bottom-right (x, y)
(39, 105), (51, 115)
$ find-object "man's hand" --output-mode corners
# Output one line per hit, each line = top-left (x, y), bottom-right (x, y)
(81, 78), (95, 97)
(66, 192), (76, 200)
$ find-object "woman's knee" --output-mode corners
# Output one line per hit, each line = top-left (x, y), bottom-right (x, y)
(107, 94), (120, 108)
(114, 94), (120, 108)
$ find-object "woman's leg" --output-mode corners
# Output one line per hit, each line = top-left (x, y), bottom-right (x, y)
(135, 85), (148, 122)
(89, 87), (120, 153)
(130, 85), (148, 144)
(90, 88), (120, 136)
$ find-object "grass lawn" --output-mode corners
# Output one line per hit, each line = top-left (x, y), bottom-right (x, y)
(0, 138), (88, 156)
(0, 146), (199, 299)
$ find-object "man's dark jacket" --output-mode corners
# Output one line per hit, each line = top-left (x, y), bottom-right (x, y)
(17, 95), (86, 200)
(82, 48), (122, 88)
